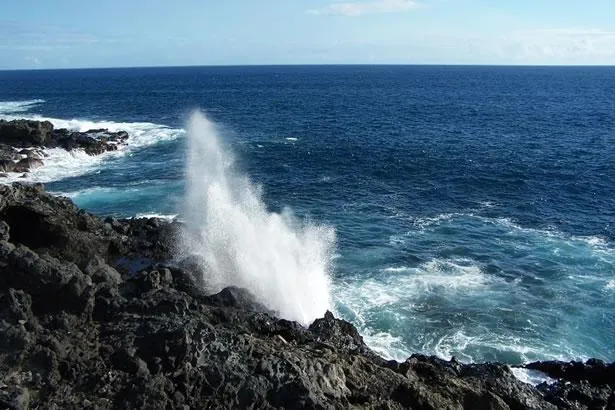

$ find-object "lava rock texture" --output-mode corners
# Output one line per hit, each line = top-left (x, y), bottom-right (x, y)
(0, 183), (613, 409)
(0, 120), (128, 175)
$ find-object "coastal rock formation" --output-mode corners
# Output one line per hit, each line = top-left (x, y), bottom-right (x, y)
(0, 120), (129, 174)
(0, 183), (613, 409)
(525, 360), (615, 409)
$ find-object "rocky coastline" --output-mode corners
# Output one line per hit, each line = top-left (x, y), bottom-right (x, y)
(0, 183), (613, 409)
(0, 119), (128, 177)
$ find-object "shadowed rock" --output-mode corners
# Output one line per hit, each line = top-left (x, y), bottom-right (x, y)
(0, 182), (613, 409)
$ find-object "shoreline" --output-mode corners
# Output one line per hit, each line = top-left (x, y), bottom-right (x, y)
(0, 182), (613, 408)
(0, 119), (129, 181)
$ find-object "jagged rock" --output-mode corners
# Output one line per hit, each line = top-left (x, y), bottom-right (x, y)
(0, 119), (130, 176)
(84, 256), (122, 285)
(526, 359), (615, 386)
(309, 310), (366, 351)
(49, 127), (129, 155)
(0, 182), (613, 409)
(205, 286), (271, 313)
(0, 119), (54, 146)
(0, 183), (176, 269)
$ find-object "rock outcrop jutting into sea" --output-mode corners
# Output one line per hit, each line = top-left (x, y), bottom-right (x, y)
(0, 182), (613, 409)
(0, 119), (128, 176)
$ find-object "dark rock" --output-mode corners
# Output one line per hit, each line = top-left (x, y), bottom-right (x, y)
(84, 256), (122, 285)
(0, 159), (17, 173)
(0, 183), (177, 269)
(0, 220), (9, 241)
(164, 265), (205, 298)
(0, 119), (54, 146)
(205, 286), (271, 313)
(309, 310), (366, 351)
(0, 119), (130, 175)
(0, 182), (613, 409)
(16, 157), (44, 170)
(51, 129), (129, 156)
(526, 359), (615, 386)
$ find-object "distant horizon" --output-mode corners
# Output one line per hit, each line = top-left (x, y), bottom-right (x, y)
(2, 62), (615, 73)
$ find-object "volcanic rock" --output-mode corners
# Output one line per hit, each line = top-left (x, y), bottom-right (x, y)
(0, 182), (613, 409)
(0, 119), (129, 175)
(0, 119), (54, 146)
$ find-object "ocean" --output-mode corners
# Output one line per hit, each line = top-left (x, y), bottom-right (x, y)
(0, 65), (613, 365)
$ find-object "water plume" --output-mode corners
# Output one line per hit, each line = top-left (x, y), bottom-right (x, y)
(181, 111), (335, 325)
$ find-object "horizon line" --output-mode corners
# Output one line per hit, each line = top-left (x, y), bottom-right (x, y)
(2, 62), (615, 72)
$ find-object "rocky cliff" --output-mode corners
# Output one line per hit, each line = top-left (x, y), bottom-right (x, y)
(0, 183), (613, 409)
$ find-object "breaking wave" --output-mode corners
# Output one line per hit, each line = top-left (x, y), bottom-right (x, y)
(0, 99), (184, 183)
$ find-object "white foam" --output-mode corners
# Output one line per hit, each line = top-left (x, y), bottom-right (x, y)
(416, 259), (490, 291)
(1, 148), (110, 184)
(0, 100), (185, 183)
(577, 236), (608, 247)
(489, 217), (611, 250)
(181, 112), (335, 325)
(362, 330), (410, 362)
(334, 257), (495, 360)
(510, 368), (556, 386)
(54, 186), (120, 199)
(135, 213), (178, 221)
(14, 114), (184, 149)
(285, 137), (298, 142)
(383, 266), (411, 273)
(431, 328), (585, 364)
(479, 200), (496, 208)
(380, 260), (490, 295)
(605, 280), (615, 291)
(433, 330), (477, 362)
(403, 212), (613, 256)
(0, 99), (45, 114)
(411, 213), (463, 229)
(337, 258), (491, 315)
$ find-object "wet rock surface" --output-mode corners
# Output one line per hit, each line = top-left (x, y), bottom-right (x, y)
(0, 183), (613, 409)
(0, 120), (129, 175)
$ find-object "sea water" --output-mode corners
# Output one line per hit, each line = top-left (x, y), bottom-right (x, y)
(1, 65), (613, 364)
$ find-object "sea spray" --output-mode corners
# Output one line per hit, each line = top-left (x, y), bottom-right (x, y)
(181, 111), (335, 325)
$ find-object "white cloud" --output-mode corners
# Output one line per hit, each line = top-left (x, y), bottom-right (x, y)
(497, 28), (615, 63)
(25, 56), (41, 66)
(308, 0), (419, 17)
(0, 22), (98, 51)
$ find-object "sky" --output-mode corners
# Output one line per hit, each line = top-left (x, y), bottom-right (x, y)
(1, 0), (614, 69)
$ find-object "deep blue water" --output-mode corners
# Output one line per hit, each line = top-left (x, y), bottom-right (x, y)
(1, 65), (614, 364)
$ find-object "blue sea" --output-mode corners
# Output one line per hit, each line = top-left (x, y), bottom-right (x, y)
(0, 65), (614, 364)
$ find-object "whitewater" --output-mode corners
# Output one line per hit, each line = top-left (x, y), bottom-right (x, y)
(0, 99), (184, 183)
(0, 65), (613, 369)
(180, 112), (335, 324)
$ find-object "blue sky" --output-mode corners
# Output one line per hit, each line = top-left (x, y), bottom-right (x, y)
(1, 0), (614, 69)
